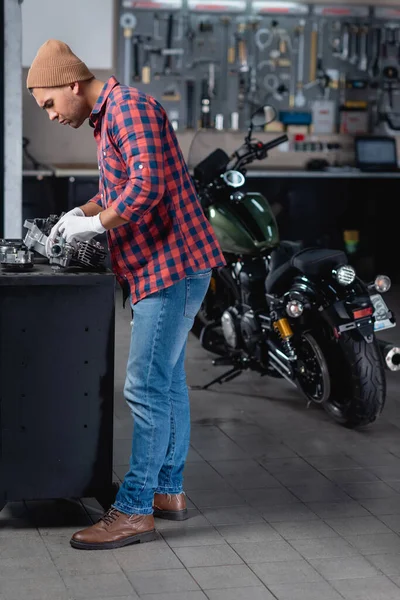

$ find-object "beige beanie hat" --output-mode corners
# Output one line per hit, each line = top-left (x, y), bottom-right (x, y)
(26, 39), (94, 89)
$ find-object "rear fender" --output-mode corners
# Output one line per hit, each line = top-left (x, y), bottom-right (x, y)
(288, 275), (375, 342)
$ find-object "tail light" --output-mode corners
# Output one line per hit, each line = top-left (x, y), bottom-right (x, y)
(353, 306), (373, 320)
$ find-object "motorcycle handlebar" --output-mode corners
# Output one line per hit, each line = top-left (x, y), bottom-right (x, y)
(262, 134), (289, 152)
(229, 134), (290, 172)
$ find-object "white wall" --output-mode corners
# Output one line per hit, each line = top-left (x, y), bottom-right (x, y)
(23, 68), (114, 167)
(5, 0), (22, 237)
(22, 0), (116, 167)
(22, 0), (114, 69)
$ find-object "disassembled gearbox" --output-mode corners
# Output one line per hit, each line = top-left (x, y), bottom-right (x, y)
(0, 214), (107, 272)
(23, 214), (107, 269)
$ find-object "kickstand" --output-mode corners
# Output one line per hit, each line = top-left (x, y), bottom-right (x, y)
(189, 366), (243, 391)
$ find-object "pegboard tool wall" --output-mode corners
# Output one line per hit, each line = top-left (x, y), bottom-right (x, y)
(117, 2), (400, 135)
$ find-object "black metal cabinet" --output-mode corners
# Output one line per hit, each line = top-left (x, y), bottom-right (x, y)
(0, 265), (116, 512)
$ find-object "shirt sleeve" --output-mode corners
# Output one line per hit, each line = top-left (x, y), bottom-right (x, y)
(110, 100), (166, 223)
(87, 191), (103, 207)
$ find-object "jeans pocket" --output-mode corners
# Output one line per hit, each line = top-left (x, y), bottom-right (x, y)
(186, 268), (212, 278)
(184, 271), (212, 319)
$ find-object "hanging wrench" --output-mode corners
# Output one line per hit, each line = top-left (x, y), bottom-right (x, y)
(294, 19), (306, 108)
(369, 27), (381, 78)
(358, 25), (368, 72)
(120, 13), (137, 86)
(340, 23), (350, 61)
(349, 25), (359, 65)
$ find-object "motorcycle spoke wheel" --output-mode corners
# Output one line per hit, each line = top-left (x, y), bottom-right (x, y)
(296, 333), (331, 404)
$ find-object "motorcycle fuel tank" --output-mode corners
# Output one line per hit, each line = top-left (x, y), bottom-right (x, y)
(208, 192), (279, 255)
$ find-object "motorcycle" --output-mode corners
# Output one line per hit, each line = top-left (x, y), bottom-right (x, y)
(190, 104), (400, 428)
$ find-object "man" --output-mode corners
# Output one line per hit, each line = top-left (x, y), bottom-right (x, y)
(27, 39), (225, 550)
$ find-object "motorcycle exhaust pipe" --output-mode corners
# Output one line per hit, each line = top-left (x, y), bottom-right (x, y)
(267, 340), (296, 387)
(378, 341), (400, 372)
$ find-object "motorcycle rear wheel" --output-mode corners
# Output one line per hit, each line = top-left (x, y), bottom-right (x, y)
(322, 331), (386, 428)
(295, 333), (331, 405)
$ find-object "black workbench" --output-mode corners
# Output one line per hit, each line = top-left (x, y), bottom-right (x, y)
(0, 264), (116, 511)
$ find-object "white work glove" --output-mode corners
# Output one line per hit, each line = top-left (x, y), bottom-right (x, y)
(46, 207), (85, 257)
(58, 214), (106, 245)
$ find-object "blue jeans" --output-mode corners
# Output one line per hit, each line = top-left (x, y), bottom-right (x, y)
(113, 268), (212, 515)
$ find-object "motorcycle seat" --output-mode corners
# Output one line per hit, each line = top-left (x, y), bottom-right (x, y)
(269, 240), (303, 272)
(291, 248), (347, 276)
(266, 247), (348, 295)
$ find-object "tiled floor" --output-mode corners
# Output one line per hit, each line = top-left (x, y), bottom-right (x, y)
(2, 289), (400, 600)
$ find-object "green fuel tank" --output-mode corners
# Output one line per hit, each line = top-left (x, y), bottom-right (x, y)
(207, 192), (279, 256)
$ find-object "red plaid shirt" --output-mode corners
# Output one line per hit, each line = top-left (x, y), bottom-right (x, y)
(89, 76), (225, 303)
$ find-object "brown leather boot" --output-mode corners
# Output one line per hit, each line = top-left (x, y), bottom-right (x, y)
(70, 508), (157, 550)
(153, 492), (188, 521)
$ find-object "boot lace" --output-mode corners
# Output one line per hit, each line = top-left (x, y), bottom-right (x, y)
(99, 508), (119, 526)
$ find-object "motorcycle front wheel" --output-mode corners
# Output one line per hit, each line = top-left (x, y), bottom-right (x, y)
(321, 331), (386, 428)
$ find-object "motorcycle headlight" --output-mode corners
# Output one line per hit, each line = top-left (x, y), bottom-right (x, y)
(332, 265), (356, 286)
(374, 275), (391, 293)
(222, 170), (245, 188)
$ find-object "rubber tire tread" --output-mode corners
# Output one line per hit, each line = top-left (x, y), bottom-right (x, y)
(323, 332), (386, 428)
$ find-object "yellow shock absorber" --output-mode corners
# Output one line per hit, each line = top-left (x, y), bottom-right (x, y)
(273, 318), (293, 340)
(209, 276), (217, 294)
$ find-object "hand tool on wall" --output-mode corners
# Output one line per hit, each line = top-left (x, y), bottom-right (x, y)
(200, 78), (212, 128)
(247, 18), (262, 111)
(235, 21), (249, 127)
(220, 16), (231, 105)
(132, 35), (142, 82)
(349, 25), (359, 66)
(236, 21), (249, 74)
(397, 30), (400, 65)
(120, 13), (137, 86)
(369, 27), (381, 78)
(174, 16), (183, 42)
(153, 13), (162, 41)
(264, 79), (288, 104)
(185, 14), (196, 59)
(396, 28), (400, 60)
(208, 61), (216, 101)
(237, 71), (247, 124)
(382, 65), (399, 110)
(199, 20), (213, 33)
(269, 20), (282, 68)
(162, 47), (184, 74)
(289, 64), (296, 108)
(380, 27), (388, 62)
(385, 25), (397, 56)
(358, 26), (368, 72)
(276, 25), (292, 66)
(185, 79), (195, 129)
(279, 33), (287, 56)
(142, 41), (152, 84)
(186, 56), (219, 71)
(309, 22), (318, 84)
(288, 22), (298, 108)
(255, 27), (273, 54)
(294, 19), (306, 108)
(340, 23), (350, 61)
(316, 19), (326, 77)
(305, 19), (331, 99)
(331, 21), (342, 58)
(164, 14), (175, 75)
(169, 109), (179, 131)
(136, 36), (157, 84)
(161, 83), (181, 102)
(317, 22), (332, 96)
